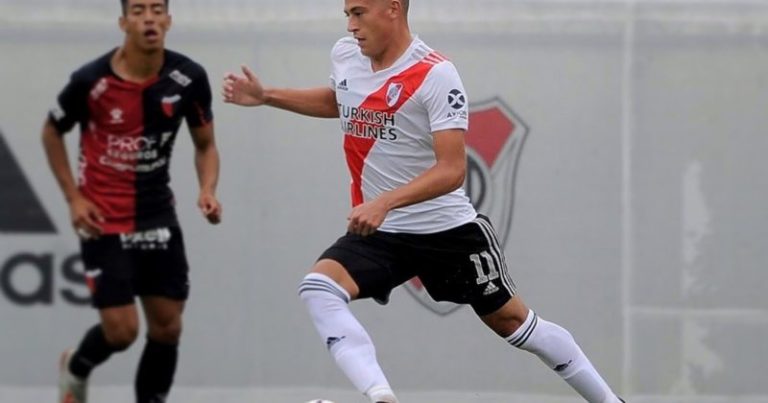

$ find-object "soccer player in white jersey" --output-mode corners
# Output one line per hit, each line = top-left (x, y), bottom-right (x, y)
(223, 0), (625, 402)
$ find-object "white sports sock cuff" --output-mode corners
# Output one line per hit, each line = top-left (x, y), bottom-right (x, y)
(298, 272), (351, 303)
(505, 309), (537, 347)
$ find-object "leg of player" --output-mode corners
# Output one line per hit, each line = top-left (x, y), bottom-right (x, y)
(480, 296), (624, 403)
(60, 305), (139, 403)
(135, 296), (185, 403)
(298, 260), (398, 403)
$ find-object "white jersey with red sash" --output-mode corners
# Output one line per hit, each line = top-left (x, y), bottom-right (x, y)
(331, 36), (476, 234)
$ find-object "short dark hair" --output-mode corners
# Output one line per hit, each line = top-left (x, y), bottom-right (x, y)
(401, 0), (409, 14)
(120, 0), (169, 15)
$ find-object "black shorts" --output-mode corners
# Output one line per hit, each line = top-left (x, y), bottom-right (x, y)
(80, 226), (190, 309)
(318, 215), (517, 315)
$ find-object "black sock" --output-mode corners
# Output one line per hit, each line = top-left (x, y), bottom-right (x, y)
(69, 324), (123, 379)
(135, 337), (178, 403)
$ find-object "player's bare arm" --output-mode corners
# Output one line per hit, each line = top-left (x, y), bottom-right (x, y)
(190, 123), (222, 224)
(41, 120), (104, 238)
(347, 128), (466, 236)
(222, 64), (339, 118)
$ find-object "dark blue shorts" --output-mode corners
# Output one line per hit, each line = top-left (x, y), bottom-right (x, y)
(318, 215), (516, 315)
(80, 226), (189, 308)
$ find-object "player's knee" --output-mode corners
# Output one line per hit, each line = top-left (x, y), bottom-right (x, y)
(147, 320), (182, 344)
(102, 323), (139, 350)
(481, 297), (530, 337)
(491, 317), (526, 338)
(298, 273), (351, 306)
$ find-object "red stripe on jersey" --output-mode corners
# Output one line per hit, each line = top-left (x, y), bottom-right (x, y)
(82, 76), (152, 233)
(344, 56), (439, 206)
(425, 52), (447, 64)
(193, 101), (211, 127)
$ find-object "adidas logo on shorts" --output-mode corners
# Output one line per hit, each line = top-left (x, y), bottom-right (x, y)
(483, 282), (499, 296)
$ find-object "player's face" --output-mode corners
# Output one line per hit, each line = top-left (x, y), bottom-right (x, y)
(119, 0), (171, 52)
(345, 0), (396, 58)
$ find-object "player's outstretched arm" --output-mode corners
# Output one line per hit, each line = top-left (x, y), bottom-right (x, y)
(222, 65), (266, 107)
(222, 65), (339, 118)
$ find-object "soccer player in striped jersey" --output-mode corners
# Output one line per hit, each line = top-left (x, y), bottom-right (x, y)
(43, 1), (221, 402)
(223, 0), (624, 402)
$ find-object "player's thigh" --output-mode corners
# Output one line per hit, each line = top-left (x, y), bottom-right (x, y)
(80, 234), (137, 309)
(134, 226), (190, 302)
(414, 215), (518, 316)
(317, 231), (414, 304)
(312, 258), (361, 299)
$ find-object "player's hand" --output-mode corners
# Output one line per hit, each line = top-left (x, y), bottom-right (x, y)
(69, 195), (104, 239)
(222, 65), (266, 107)
(198, 192), (222, 224)
(347, 198), (391, 236)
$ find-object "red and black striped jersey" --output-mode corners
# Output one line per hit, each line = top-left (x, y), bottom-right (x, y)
(49, 48), (213, 234)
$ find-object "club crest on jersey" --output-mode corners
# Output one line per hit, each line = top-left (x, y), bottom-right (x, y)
(386, 82), (404, 107)
(161, 95), (182, 117)
(404, 97), (529, 316)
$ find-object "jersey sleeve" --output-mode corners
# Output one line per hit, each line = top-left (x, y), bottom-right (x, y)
(330, 37), (358, 91)
(329, 37), (345, 90)
(417, 61), (469, 133)
(48, 73), (89, 135)
(329, 43), (337, 90)
(184, 66), (214, 128)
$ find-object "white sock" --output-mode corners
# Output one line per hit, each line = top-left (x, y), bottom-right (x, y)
(298, 273), (396, 402)
(507, 309), (620, 403)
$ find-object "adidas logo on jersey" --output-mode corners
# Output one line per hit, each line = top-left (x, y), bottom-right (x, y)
(483, 282), (499, 296)
(336, 79), (348, 91)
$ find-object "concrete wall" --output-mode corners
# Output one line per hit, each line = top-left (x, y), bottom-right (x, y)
(0, 1), (766, 401)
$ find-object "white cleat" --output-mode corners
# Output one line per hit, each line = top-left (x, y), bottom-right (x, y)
(367, 385), (398, 403)
(58, 349), (87, 403)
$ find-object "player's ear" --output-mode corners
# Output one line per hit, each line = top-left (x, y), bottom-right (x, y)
(166, 14), (172, 31)
(118, 15), (127, 33)
(389, 0), (401, 19)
